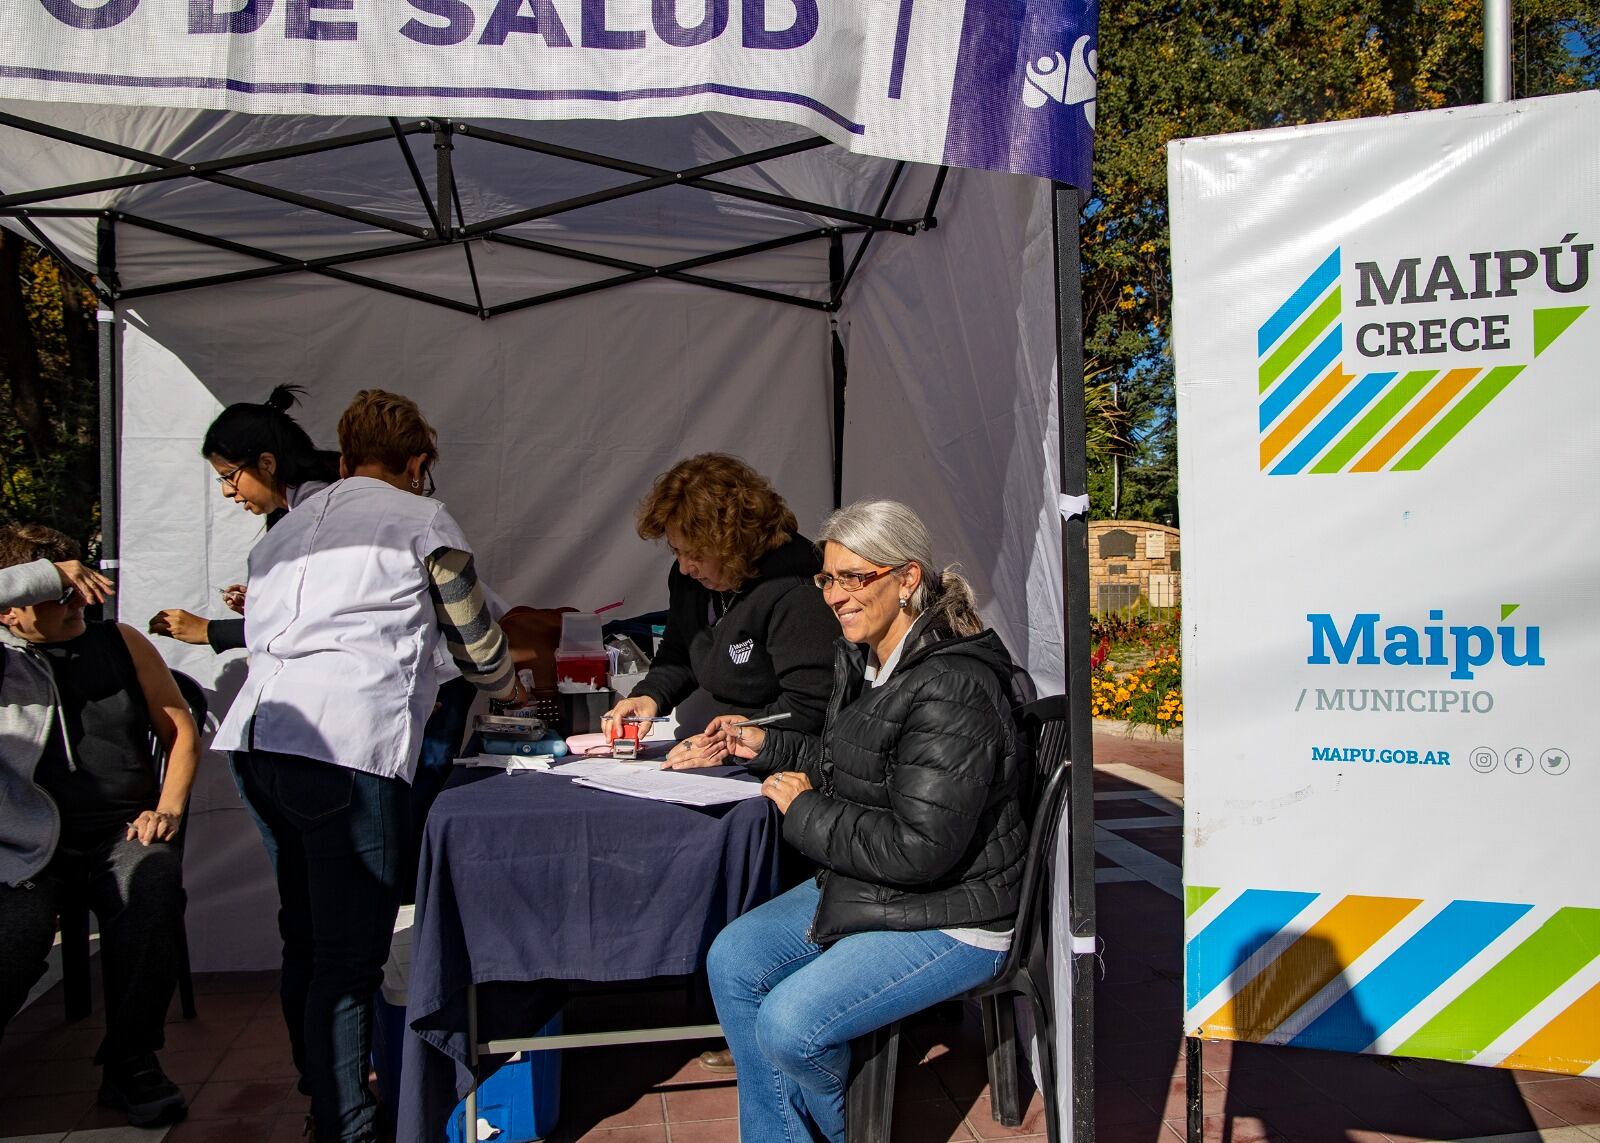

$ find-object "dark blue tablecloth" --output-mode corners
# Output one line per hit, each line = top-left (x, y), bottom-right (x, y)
(397, 765), (781, 1143)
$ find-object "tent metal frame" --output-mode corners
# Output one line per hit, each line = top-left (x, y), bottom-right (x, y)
(0, 110), (1097, 1143)
(0, 112), (932, 318)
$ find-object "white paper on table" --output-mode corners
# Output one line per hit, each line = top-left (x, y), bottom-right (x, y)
(568, 768), (765, 807)
(545, 758), (649, 779)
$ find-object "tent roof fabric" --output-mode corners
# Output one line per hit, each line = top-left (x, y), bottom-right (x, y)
(0, 103), (947, 317)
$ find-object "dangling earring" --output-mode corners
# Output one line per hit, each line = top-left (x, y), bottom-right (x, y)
(410, 478), (421, 489)
(898, 597), (909, 609)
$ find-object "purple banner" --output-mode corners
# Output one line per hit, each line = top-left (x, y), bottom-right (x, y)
(943, 0), (1098, 192)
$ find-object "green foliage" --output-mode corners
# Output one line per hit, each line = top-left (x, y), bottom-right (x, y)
(1083, 0), (1600, 526)
(0, 233), (100, 551)
(1090, 606), (1182, 652)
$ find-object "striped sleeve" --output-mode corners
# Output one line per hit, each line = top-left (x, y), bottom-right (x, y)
(424, 547), (516, 701)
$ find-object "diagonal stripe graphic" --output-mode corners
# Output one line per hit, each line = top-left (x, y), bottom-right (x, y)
(1260, 327), (1343, 429)
(1498, 978), (1600, 1076)
(1311, 370), (1435, 474)
(1533, 305), (1587, 356)
(1186, 889), (1319, 1010)
(1260, 364), (1356, 469)
(1201, 895), (1421, 1042)
(1260, 288), (1343, 393)
(1396, 907), (1600, 1063)
(1395, 365), (1525, 471)
(1187, 886), (1220, 918)
(1289, 900), (1532, 1053)
(1258, 248), (1342, 356)
(1274, 370), (1397, 476)
(1351, 367), (1478, 472)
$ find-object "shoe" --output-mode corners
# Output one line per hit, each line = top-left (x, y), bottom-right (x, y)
(698, 1047), (737, 1073)
(99, 1054), (187, 1127)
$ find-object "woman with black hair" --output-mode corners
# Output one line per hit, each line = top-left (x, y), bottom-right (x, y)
(148, 385), (340, 652)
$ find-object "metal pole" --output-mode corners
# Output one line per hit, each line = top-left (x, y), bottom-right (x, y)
(1186, 1036), (1204, 1142)
(95, 215), (119, 617)
(464, 983), (479, 1140)
(433, 120), (456, 239)
(1483, 0), (1512, 102)
(1051, 182), (1096, 1142)
(829, 232), (847, 510)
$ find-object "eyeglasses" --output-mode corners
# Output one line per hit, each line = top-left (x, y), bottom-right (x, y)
(216, 462), (248, 491)
(422, 469), (436, 497)
(56, 584), (77, 605)
(812, 564), (904, 593)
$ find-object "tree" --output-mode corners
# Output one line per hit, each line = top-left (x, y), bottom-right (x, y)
(0, 230), (101, 550)
(1082, 0), (1600, 525)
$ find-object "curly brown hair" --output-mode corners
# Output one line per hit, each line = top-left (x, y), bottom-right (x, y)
(0, 522), (80, 570)
(635, 454), (798, 588)
(337, 389), (439, 474)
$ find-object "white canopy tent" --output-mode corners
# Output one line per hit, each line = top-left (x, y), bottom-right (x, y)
(0, 6), (1101, 1135)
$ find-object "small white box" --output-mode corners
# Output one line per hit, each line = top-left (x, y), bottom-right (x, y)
(609, 670), (648, 698)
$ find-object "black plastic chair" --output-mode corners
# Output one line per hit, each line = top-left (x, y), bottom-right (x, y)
(62, 669), (207, 1023)
(845, 694), (1072, 1143)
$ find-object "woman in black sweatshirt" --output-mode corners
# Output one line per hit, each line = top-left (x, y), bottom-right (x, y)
(604, 453), (837, 770)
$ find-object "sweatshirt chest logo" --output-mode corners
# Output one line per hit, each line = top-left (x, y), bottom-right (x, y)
(728, 639), (755, 665)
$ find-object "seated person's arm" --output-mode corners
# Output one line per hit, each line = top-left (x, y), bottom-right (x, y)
(712, 719), (825, 780)
(118, 624), (200, 845)
(0, 558), (113, 609)
(425, 547), (519, 703)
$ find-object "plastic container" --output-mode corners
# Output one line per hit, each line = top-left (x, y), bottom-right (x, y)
(375, 1005), (564, 1142)
(444, 1016), (563, 1143)
(477, 734), (570, 757)
(554, 652), (609, 690)
(558, 613), (604, 652)
(371, 903), (562, 1142)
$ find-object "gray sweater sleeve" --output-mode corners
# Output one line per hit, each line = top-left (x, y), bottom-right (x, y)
(0, 559), (62, 609)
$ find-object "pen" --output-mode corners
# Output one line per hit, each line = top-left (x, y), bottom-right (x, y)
(620, 715), (671, 724)
(730, 712), (792, 729)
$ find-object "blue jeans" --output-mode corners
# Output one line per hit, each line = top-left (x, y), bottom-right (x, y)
(708, 879), (1006, 1143)
(231, 750), (407, 1143)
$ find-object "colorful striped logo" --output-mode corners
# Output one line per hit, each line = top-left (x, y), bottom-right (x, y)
(1185, 886), (1600, 1076)
(1257, 249), (1587, 474)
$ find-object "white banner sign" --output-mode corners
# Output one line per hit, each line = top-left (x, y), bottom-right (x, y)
(1172, 90), (1600, 1077)
(0, 0), (1098, 187)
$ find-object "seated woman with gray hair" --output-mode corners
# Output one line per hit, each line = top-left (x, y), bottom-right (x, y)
(704, 499), (1030, 1143)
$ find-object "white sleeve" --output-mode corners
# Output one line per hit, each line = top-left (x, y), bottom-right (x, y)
(0, 559), (63, 609)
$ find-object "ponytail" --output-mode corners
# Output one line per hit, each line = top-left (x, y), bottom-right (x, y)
(201, 385), (340, 491)
(263, 384), (300, 415)
(922, 566), (983, 638)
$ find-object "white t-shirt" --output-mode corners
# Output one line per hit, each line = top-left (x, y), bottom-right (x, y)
(866, 629), (1014, 954)
(214, 477), (472, 783)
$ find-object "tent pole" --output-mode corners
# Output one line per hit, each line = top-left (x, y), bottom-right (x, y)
(0, 117), (428, 213)
(95, 215), (119, 617)
(829, 232), (846, 510)
(1051, 181), (1096, 1142)
(0, 111), (430, 239)
(390, 118), (443, 236)
(834, 162), (906, 305)
(1483, 0), (1512, 102)
(433, 120), (456, 238)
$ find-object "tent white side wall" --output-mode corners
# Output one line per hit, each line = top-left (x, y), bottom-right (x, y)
(106, 159), (1065, 972)
(0, 100), (1077, 1131)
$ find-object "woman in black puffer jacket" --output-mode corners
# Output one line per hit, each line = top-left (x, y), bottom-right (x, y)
(705, 500), (1029, 1143)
